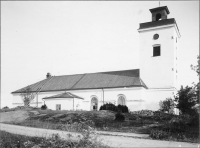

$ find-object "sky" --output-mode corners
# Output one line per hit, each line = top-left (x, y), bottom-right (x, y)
(1, 1), (199, 108)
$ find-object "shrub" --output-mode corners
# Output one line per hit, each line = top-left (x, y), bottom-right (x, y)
(117, 105), (128, 113)
(115, 112), (125, 122)
(99, 103), (119, 112)
(2, 106), (9, 109)
(99, 103), (129, 113)
(159, 98), (175, 114)
(150, 129), (169, 139)
(41, 104), (47, 110)
(131, 110), (154, 116)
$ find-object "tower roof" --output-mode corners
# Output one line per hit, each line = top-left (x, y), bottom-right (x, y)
(150, 6), (170, 14)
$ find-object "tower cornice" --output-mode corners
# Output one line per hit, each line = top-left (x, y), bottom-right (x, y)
(138, 18), (181, 38)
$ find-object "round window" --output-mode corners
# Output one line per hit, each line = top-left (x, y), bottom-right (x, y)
(153, 34), (159, 40)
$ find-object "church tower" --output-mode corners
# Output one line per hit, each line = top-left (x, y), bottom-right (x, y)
(138, 6), (180, 90)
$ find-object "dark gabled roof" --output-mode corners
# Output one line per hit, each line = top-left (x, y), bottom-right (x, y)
(138, 18), (177, 30)
(149, 6), (170, 14)
(11, 69), (147, 94)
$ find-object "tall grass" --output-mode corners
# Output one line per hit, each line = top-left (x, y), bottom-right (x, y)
(0, 128), (109, 148)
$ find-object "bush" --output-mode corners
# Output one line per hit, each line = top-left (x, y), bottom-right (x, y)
(41, 104), (47, 110)
(150, 129), (169, 139)
(159, 98), (175, 114)
(131, 110), (154, 116)
(115, 112), (125, 122)
(117, 105), (128, 113)
(2, 106), (9, 109)
(99, 103), (129, 113)
(99, 103), (119, 112)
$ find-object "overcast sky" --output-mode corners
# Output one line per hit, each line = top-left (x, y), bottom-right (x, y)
(1, 1), (199, 108)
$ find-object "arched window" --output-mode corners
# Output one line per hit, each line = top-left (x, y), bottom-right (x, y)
(91, 97), (98, 111)
(118, 95), (126, 105)
(156, 13), (161, 21)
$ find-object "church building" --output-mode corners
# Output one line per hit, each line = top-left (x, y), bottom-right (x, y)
(11, 6), (180, 113)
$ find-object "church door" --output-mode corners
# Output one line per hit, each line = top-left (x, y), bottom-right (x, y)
(91, 97), (98, 111)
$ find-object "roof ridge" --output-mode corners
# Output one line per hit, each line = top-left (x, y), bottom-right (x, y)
(50, 69), (139, 77)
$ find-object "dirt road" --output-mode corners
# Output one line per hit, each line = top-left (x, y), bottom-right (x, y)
(0, 123), (198, 147)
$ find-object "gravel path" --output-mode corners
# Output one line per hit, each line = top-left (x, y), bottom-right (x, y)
(0, 123), (199, 147)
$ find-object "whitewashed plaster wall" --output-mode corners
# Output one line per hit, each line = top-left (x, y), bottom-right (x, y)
(12, 87), (145, 111)
(143, 88), (176, 111)
(12, 87), (178, 112)
(139, 26), (178, 89)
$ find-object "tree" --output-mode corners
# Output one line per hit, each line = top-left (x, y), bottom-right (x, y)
(190, 55), (199, 76)
(159, 98), (175, 113)
(20, 87), (35, 107)
(190, 56), (199, 101)
(174, 86), (198, 115)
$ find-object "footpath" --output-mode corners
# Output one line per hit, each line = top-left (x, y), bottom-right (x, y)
(0, 123), (199, 147)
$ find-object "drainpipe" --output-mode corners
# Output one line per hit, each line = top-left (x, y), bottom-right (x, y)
(102, 88), (104, 105)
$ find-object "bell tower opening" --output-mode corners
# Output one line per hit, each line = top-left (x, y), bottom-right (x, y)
(156, 13), (161, 21)
(150, 6), (170, 22)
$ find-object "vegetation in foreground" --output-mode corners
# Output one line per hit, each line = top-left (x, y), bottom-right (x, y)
(5, 108), (197, 143)
(0, 130), (109, 148)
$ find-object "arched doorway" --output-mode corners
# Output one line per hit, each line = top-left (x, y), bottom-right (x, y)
(91, 97), (98, 111)
(118, 95), (126, 105)
(156, 13), (161, 21)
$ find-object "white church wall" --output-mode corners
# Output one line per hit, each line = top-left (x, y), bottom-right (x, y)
(12, 87), (146, 111)
(12, 94), (24, 107)
(44, 98), (82, 110)
(173, 27), (179, 89)
(103, 87), (145, 111)
(143, 88), (175, 111)
(139, 26), (176, 89)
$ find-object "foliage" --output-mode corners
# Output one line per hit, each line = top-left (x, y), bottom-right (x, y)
(117, 105), (128, 113)
(150, 129), (169, 139)
(190, 55), (199, 104)
(41, 104), (47, 110)
(174, 86), (198, 116)
(159, 98), (175, 113)
(99, 103), (129, 113)
(8, 108), (199, 143)
(99, 103), (119, 112)
(115, 112), (125, 122)
(2, 106), (9, 109)
(130, 110), (154, 116)
(20, 87), (35, 107)
(191, 55), (200, 76)
(0, 128), (109, 148)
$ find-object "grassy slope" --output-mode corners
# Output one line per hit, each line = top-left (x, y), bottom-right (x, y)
(1, 108), (199, 143)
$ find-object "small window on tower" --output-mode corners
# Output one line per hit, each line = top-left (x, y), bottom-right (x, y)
(153, 46), (161, 57)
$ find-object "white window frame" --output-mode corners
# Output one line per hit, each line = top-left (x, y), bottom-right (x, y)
(117, 94), (126, 106)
